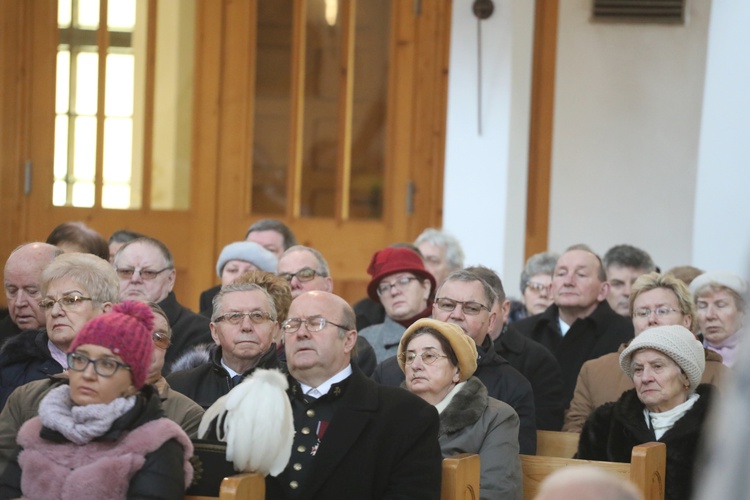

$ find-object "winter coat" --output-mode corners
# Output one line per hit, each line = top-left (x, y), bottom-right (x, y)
(438, 377), (522, 500)
(167, 343), (281, 409)
(0, 385), (194, 500)
(510, 301), (634, 408)
(494, 326), (565, 431)
(0, 318), (20, 349)
(0, 329), (63, 408)
(158, 292), (212, 373)
(564, 344), (728, 432)
(577, 384), (714, 500)
(372, 336), (537, 455)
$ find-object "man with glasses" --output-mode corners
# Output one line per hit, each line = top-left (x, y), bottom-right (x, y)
(359, 247), (436, 363)
(265, 290), (442, 499)
(114, 236), (211, 372)
(0, 253), (119, 408)
(167, 282), (281, 409)
(563, 272), (728, 432)
(0, 302), (205, 475)
(1, 243), (63, 345)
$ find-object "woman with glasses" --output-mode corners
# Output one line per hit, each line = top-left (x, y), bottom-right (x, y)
(0, 252), (119, 408)
(0, 301), (194, 499)
(508, 252), (558, 324)
(198, 241), (278, 317)
(399, 318), (522, 500)
(564, 272), (728, 433)
(359, 247), (436, 363)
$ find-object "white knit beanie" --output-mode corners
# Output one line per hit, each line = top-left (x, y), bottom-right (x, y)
(619, 325), (705, 391)
(216, 241), (278, 277)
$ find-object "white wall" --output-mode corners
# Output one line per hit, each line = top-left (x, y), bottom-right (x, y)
(442, 0), (535, 296)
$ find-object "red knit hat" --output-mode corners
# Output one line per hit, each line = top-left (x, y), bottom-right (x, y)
(69, 300), (154, 389)
(366, 247), (436, 302)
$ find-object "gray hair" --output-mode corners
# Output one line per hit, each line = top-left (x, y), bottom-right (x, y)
(519, 252), (559, 294)
(603, 244), (656, 274)
(40, 253), (120, 305)
(437, 269), (497, 309)
(245, 219), (297, 250)
(211, 282), (278, 322)
(281, 245), (330, 277)
(465, 265), (505, 303)
(414, 228), (465, 271)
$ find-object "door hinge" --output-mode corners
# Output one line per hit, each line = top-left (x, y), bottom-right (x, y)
(413, 0), (422, 16)
(23, 160), (32, 195)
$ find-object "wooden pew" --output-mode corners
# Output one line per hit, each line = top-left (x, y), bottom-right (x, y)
(536, 430), (580, 458)
(520, 442), (666, 500)
(185, 472), (265, 500)
(441, 453), (481, 500)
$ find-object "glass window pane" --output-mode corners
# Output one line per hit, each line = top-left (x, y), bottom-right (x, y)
(300, 0), (342, 217)
(103, 117), (132, 182)
(73, 116), (97, 181)
(54, 116), (69, 179)
(75, 52), (99, 115)
(251, 0), (293, 215)
(72, 181), (95, 208)
(105, 53), (134, 116)
(108, 0), (136, 30)
(102, 184), (132, 209)
(58, 0), (72, 28)
(349, 1), (389, 219)
(56, 50), (71, 114)
(77, 0), (100, 29)
(53, 180), (68, 207)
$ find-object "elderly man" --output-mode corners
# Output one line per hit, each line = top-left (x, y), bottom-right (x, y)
(265, 291), (442, 499)
(468, 265), (565, 431)
(167, 282), (282, 409)
(359, 247), (435, 363)
(0, 302), (205, 474)
(563, 272), (728, 432)
(373, 269), (537, 454)
(1, 243), (62, 343)
(0, 253), (119, 407)
(603, 244), (657, 317)
(414, 228), (465, 285)
(245, 218), (297, 258)
(114, 236), (211, 371)
(511, 245), (634, 410)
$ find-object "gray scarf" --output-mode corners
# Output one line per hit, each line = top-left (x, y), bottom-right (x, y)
(39, 385), (136, 445)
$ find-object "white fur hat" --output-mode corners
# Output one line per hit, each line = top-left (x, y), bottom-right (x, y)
(619, 324), (705, 391)
(216, 241), (278, 277)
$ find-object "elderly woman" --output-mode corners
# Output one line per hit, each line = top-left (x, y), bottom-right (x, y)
(690, 271), (746, 367)
(199, 241), (278, 316)
(399, 318), (522, 500)
(577, 324), (713, 500)
(360, 247), (436, 363)
(509, 252), (558, 323)
(0, 301), (194, 499)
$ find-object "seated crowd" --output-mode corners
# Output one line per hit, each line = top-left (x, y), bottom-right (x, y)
(0, 218), (743, 499)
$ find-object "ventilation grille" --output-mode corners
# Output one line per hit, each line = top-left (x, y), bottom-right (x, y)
(593, 0), (686, 23)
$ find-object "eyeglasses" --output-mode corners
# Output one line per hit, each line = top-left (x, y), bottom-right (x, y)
(399, 351), (448, 366)
(434, 297), (490, 316)
(377, 276), (418, 296)
(115, 267), (172, 281)
(279, 267), (323, 283)
(152, 331), (171, 350)
(526, 281), (549, 293)
(67, 352), (131, 377)
(214, 311), (275, 325)
(633, 307), (680, 318)
(281, 316), (350, 335)
(39, 294), (93, 311)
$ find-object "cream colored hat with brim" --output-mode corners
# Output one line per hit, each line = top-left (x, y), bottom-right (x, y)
(397, 318), (477, 382)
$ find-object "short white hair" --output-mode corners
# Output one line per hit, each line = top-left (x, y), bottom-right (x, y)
(535, 465), (642, 500)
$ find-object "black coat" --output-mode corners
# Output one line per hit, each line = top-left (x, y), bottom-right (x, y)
(577, 384), (713, 500)
(0, 318), (20, 349)
(495, 326), (565, 431)
(266, 367), (443, 499)
(166, 344), (281, 409)
(0, 329), (63, 408)
(510, 301), (633, 409)
(372, 336), (537, 455)
(198, 284), (221, 318)
(158, 292), (212, 373)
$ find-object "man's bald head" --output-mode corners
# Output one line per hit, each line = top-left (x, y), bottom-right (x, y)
(4, 243), (63, 330)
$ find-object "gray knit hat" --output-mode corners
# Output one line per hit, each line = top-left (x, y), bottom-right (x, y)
(619, 325), (705, 391)
(689, 271), (747, 297)
(216, 241), (278, 277)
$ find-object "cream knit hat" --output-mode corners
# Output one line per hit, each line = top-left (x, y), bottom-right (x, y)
(619, 324), (705, 391)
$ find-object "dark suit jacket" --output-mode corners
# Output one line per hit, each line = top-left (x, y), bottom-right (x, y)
(158, 292), (212, 373)
(266, 367), (443, 499)
(510, 301), (633, 409)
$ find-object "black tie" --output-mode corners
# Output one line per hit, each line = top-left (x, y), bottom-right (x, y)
(231, 374), (243, 387)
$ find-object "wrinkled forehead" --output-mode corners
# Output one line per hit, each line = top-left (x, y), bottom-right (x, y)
(221, 289), (273, 311)
(278, 250), (317, 272)
(437, 279), (487, 303)
(289, 291), (343, 318)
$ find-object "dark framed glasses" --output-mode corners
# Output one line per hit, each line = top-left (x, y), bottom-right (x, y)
(279, 267), (323, 283)
(67, 352), (130, 377)
(434, 297), (490, 316)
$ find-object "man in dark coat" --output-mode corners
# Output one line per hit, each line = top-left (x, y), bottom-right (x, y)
(167, 282), (282, 409)
(510, 245), (633, 409)
(114, 236), (211, 372)
(266, 291), (442, 499)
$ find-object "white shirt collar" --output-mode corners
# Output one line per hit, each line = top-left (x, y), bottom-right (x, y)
(220, 359), (240, 378)
(300, 364), (353, 397)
